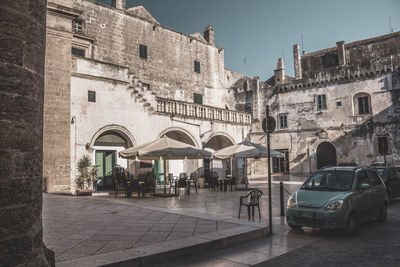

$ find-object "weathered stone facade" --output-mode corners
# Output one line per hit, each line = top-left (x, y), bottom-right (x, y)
(0, 0), (54, 265)
(248, 32), (400, 175)
(44, 0), (250, 193)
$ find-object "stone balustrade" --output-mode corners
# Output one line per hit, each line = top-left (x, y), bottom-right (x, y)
(156, 98), (251, 125)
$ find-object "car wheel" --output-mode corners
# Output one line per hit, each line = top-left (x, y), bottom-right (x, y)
(344, 212), (358, 235)
(288, 223), (302, 231)
(377, 203), (388, 222)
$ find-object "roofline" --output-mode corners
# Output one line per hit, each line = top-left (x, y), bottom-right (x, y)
(83, 0), (224, 50)
(302, 31), (400, 58)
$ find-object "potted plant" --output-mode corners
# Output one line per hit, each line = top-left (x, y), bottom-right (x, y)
(75, 155), (95, 196)
(90, 165), (98, 192)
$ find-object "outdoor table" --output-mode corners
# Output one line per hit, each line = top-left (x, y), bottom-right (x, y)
(138, 181), (145, 198)
(217, 177), (231, 192)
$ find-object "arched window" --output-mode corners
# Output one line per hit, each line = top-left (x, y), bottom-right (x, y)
(94, 131), (128, 147)
(353, 92), (371, 115)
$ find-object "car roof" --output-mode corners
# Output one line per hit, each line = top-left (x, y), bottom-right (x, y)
(319, 166), (379, 172)
(319, 166), (358, 171)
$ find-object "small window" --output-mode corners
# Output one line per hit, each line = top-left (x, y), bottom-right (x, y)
(72, 47), (85, 57)
(194, 60), (200, 73)
(194, 93), (203, 104)
(336, 101), (342, 107)
(279, 114), (288, 129)
(358, 96), (370, 114)
(317, 94), (327, 110)
(378, 136), (389, 155)
(142, 83), (150, 90)
(139, 44), (147, 59)
(73, 20), (83, 33)
(88, 91), (96, 102)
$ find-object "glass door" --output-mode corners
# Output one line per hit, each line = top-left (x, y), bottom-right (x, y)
(95, 150), (116, 188)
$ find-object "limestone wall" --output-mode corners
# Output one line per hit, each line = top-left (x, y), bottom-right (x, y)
(265, 73), (399, 173)
(69, 57), (249, 191)
(43, 3), (81, 193)
(70, 0), (237, 109)
(0, 0), (54, 265)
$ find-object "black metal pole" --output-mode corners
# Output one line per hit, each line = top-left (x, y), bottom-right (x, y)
(280, 182), (285, 216)
(266, 105), (272, 235)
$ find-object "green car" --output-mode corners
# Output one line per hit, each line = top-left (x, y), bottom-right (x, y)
(286, 167), (389, 234)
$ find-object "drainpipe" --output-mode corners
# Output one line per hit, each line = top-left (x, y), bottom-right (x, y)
(71, 116), (77, 186)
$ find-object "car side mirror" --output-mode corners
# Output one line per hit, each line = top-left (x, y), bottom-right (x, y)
(360, 183), (370, 191)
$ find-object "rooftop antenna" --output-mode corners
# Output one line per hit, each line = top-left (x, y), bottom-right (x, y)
(301, 32), (304, 54)
(389, 15), (393, 33)
(281, 50), (285, 62)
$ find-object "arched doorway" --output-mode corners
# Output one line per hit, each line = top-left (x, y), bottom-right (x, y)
(93, 131), (131, 188)
(157, 129), (198, 181)
(316, 142), (337, 169)
(204, 134), (234, 178)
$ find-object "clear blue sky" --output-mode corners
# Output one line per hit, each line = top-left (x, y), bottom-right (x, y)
(99, 0), (400, 80)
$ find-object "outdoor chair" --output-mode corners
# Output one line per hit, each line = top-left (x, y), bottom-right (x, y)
(113, 166), (128, 198)
(209, 171), (219, 191)
(168, 173), (177, 194)
(239, 189), (263, 220)
(188, 173), (198, 194)
(227, 176), (236, 191)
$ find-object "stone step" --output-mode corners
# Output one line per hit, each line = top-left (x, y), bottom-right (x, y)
(58, 222), (268, 267)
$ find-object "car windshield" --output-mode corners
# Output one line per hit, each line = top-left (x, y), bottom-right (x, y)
(375, 168), (388, 181)
(301, 170), (355, 191)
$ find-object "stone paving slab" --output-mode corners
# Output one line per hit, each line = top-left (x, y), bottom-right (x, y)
(43, 194), (267, 265)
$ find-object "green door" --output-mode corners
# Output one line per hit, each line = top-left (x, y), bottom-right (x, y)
(95, 150), (116, 178)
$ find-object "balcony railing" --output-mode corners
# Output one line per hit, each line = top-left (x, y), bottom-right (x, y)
(156, 98), (251, 125)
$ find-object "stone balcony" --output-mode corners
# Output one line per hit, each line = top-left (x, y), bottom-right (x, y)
(156, 98), (252, 125)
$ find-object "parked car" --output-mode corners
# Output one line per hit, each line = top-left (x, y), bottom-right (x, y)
(286, 167), (388, 234)
(370, 166), (400, 203)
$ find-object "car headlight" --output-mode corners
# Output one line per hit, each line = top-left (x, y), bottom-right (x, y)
(287, 195), (297, 208)
(324, 200), (343, 211)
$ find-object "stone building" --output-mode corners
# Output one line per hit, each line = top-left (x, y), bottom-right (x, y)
(44, 0), (251, 193)
(244, 31), (400, 177)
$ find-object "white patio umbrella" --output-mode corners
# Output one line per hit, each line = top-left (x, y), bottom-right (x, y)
(119, 136), (211, 194)
(213, 140), (284, 159)
(213, 141), (284, 187)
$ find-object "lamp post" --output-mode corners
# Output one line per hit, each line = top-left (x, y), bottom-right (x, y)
(262, 105), (275, 235)
(266, 105), (272, 235)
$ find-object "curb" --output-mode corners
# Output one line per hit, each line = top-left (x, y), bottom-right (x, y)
(58, 225), (268, 267)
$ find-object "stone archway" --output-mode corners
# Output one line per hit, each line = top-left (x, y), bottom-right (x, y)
(89, 124), (136, 149)
(87, 126), (136, 190)
(204, 134), (235, 178)
(316, 142), (337, 169)
(158, 127), (198, 147)
(157, 129), (198, 180)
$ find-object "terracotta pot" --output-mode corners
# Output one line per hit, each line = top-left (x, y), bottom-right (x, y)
(76, 189), (93, 196)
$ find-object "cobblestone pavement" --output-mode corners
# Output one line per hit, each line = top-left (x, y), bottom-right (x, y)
(42, 194), (241, 263)
(111, 174), (307, 224)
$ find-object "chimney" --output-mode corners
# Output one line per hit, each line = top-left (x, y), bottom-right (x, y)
(111, 0), (126, 10)
(336, 41), (346, 65)
(252, 77), (261, 121)
(274, 58), (285, 85)
(293, 44), (302, 79)
(204, 25), (214, 45)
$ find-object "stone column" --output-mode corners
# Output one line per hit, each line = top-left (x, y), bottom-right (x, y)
(0, 0), (54, 266)
(112, 0), (126, 10)
(204, 25), (215, 45)
(293, 44), (302, 79)
(337, 41), (346, 65)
